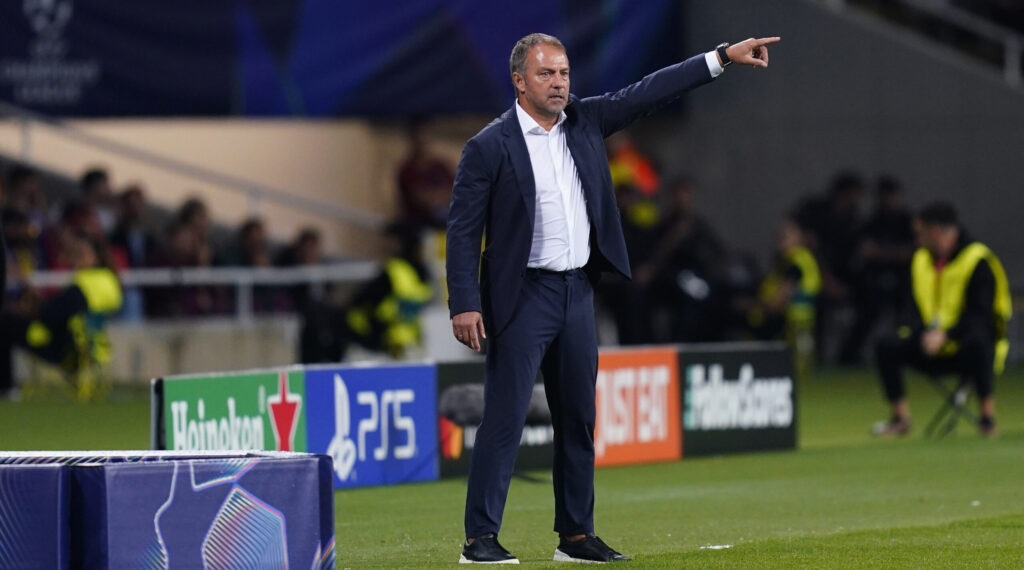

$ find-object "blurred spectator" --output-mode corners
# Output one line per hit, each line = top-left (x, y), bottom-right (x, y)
(44, 201), (121, 271)
(147, 219), (227, 317)
(300, 223), (432, 362)
(794, 171), (865, 292)
(6, 165), (48, 239)
(109, 185), (158, 320)
(109, 185), (158, 268)
(839, 175), (915, 364)
(746, 219), (821, 372)
(0, 232), (122, 400)
(176, 197), (213, 267)
(80, 168), (116, 233)
(794, 171), (866, 360)
(607, 132), (660, 198)
(3, 208), (46, 306)
(632, 177), (725, 343)
(276, 227), (325, 313)
(220, 218), (272, 267)
(396, 120), (454, 228)
(219, 217), (287, 313)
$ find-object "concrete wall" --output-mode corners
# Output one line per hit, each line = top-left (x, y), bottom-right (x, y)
(628, 0), (1024, 283)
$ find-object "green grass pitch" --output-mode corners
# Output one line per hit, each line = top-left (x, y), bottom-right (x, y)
(2, 366), (1023, 568)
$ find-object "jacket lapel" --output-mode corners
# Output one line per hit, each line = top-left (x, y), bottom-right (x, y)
(562, 106), (600, 227)
(501, 106), (536, 227)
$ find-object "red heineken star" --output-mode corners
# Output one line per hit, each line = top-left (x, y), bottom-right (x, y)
(267, 371), (302, 451)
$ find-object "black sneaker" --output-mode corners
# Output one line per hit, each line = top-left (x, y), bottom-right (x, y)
(460, 534), (519, 564)
(554, 534), (631, 563)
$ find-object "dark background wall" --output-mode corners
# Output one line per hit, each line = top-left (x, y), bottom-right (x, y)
(629, 0), (1024, 283)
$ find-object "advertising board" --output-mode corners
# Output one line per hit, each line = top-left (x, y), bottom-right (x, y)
(595, 348), (682, 467)
(680, 344), (797, 456)
(157, 368), (307, 453)
(436, 361), (553, 478)
(305, 364), (438, 489)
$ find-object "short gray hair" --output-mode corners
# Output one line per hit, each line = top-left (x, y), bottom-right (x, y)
(509, 33), (566, 82)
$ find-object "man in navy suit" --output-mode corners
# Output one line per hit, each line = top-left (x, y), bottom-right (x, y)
(448, 33), (780, 564)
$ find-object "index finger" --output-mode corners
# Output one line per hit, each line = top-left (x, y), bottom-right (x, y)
(755, 36), (781, 46)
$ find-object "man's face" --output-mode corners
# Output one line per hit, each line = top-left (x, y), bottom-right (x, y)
(916, 221), (958, 258)
(514, 44), (570, 120)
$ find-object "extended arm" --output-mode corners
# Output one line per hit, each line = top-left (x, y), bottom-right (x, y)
(588, 36), (780, 137)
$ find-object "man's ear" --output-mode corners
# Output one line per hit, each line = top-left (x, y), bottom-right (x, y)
(512, 72), (525, 94)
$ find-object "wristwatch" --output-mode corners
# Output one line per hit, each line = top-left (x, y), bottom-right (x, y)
(716, 42), (732, 67)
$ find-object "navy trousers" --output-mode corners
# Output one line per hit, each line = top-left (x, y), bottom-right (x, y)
(464, 268), (599, 538)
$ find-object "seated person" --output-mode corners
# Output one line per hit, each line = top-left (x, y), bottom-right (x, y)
(747, 219), (821, 355)
(873, 202), (1011, 437)
(300, 223), (432, 362)
(0, 233), (123, 397)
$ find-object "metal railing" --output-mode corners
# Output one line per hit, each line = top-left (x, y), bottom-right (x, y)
(0, 100), (388, 232)
(819, 0), (1024, 88)
(19, 263), (381, 322)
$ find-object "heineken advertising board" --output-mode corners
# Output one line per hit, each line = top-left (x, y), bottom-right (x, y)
(154, 368), (307, 453)
(679, 343), (797, 456)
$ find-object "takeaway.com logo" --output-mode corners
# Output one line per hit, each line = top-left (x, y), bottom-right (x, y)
(594, 349), (682, 467)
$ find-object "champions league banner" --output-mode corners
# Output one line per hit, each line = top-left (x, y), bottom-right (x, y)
(0, 451), (335, 570)
(0, 0), (682, 117)
(0, 464), (69, 569)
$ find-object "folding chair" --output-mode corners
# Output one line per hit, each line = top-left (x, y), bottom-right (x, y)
(923, 375), (977, 437)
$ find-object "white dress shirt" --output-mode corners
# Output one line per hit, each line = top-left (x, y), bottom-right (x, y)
(517, 102), (591, 271)
(518, 53), (722, 272)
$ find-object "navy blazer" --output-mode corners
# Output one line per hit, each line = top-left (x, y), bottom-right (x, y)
(446, 53), (715, 336)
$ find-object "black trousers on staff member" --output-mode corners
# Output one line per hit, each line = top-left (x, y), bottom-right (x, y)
(875, 332), (995, 403)
(464, 268), (598, 538)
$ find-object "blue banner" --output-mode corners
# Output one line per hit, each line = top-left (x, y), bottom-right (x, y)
(0, 464), (69, 569)
(0, 0), (683, 117)
(305, 364), (439, 489)
(0, 451), (335, 569)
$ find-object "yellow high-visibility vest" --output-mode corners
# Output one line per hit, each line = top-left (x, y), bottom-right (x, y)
(911, 242), (1012, 373)
(347, 258), (433, 354)
(756, 246), (821, 329)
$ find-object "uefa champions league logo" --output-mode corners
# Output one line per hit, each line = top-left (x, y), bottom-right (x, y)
(23, 0), (73, 37)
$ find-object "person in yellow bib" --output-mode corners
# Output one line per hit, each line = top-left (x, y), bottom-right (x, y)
(748, 219), (821, 365)
(873, 202), (1011, 437)
(299, 222), (433, 362)
(0, 232), (123, 398)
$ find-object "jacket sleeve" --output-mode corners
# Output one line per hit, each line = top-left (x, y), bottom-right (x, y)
(445, 138), (491, 318)
(581, 53), (715, 138)
(946, 258), (996, 342)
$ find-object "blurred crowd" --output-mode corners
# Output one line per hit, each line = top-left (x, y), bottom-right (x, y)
(0, 123), (935, 368)
(598, 133), (919, 367)
(0, 164), (327, 321)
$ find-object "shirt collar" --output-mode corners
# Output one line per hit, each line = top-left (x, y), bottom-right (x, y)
(516, 100), (566, 136)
